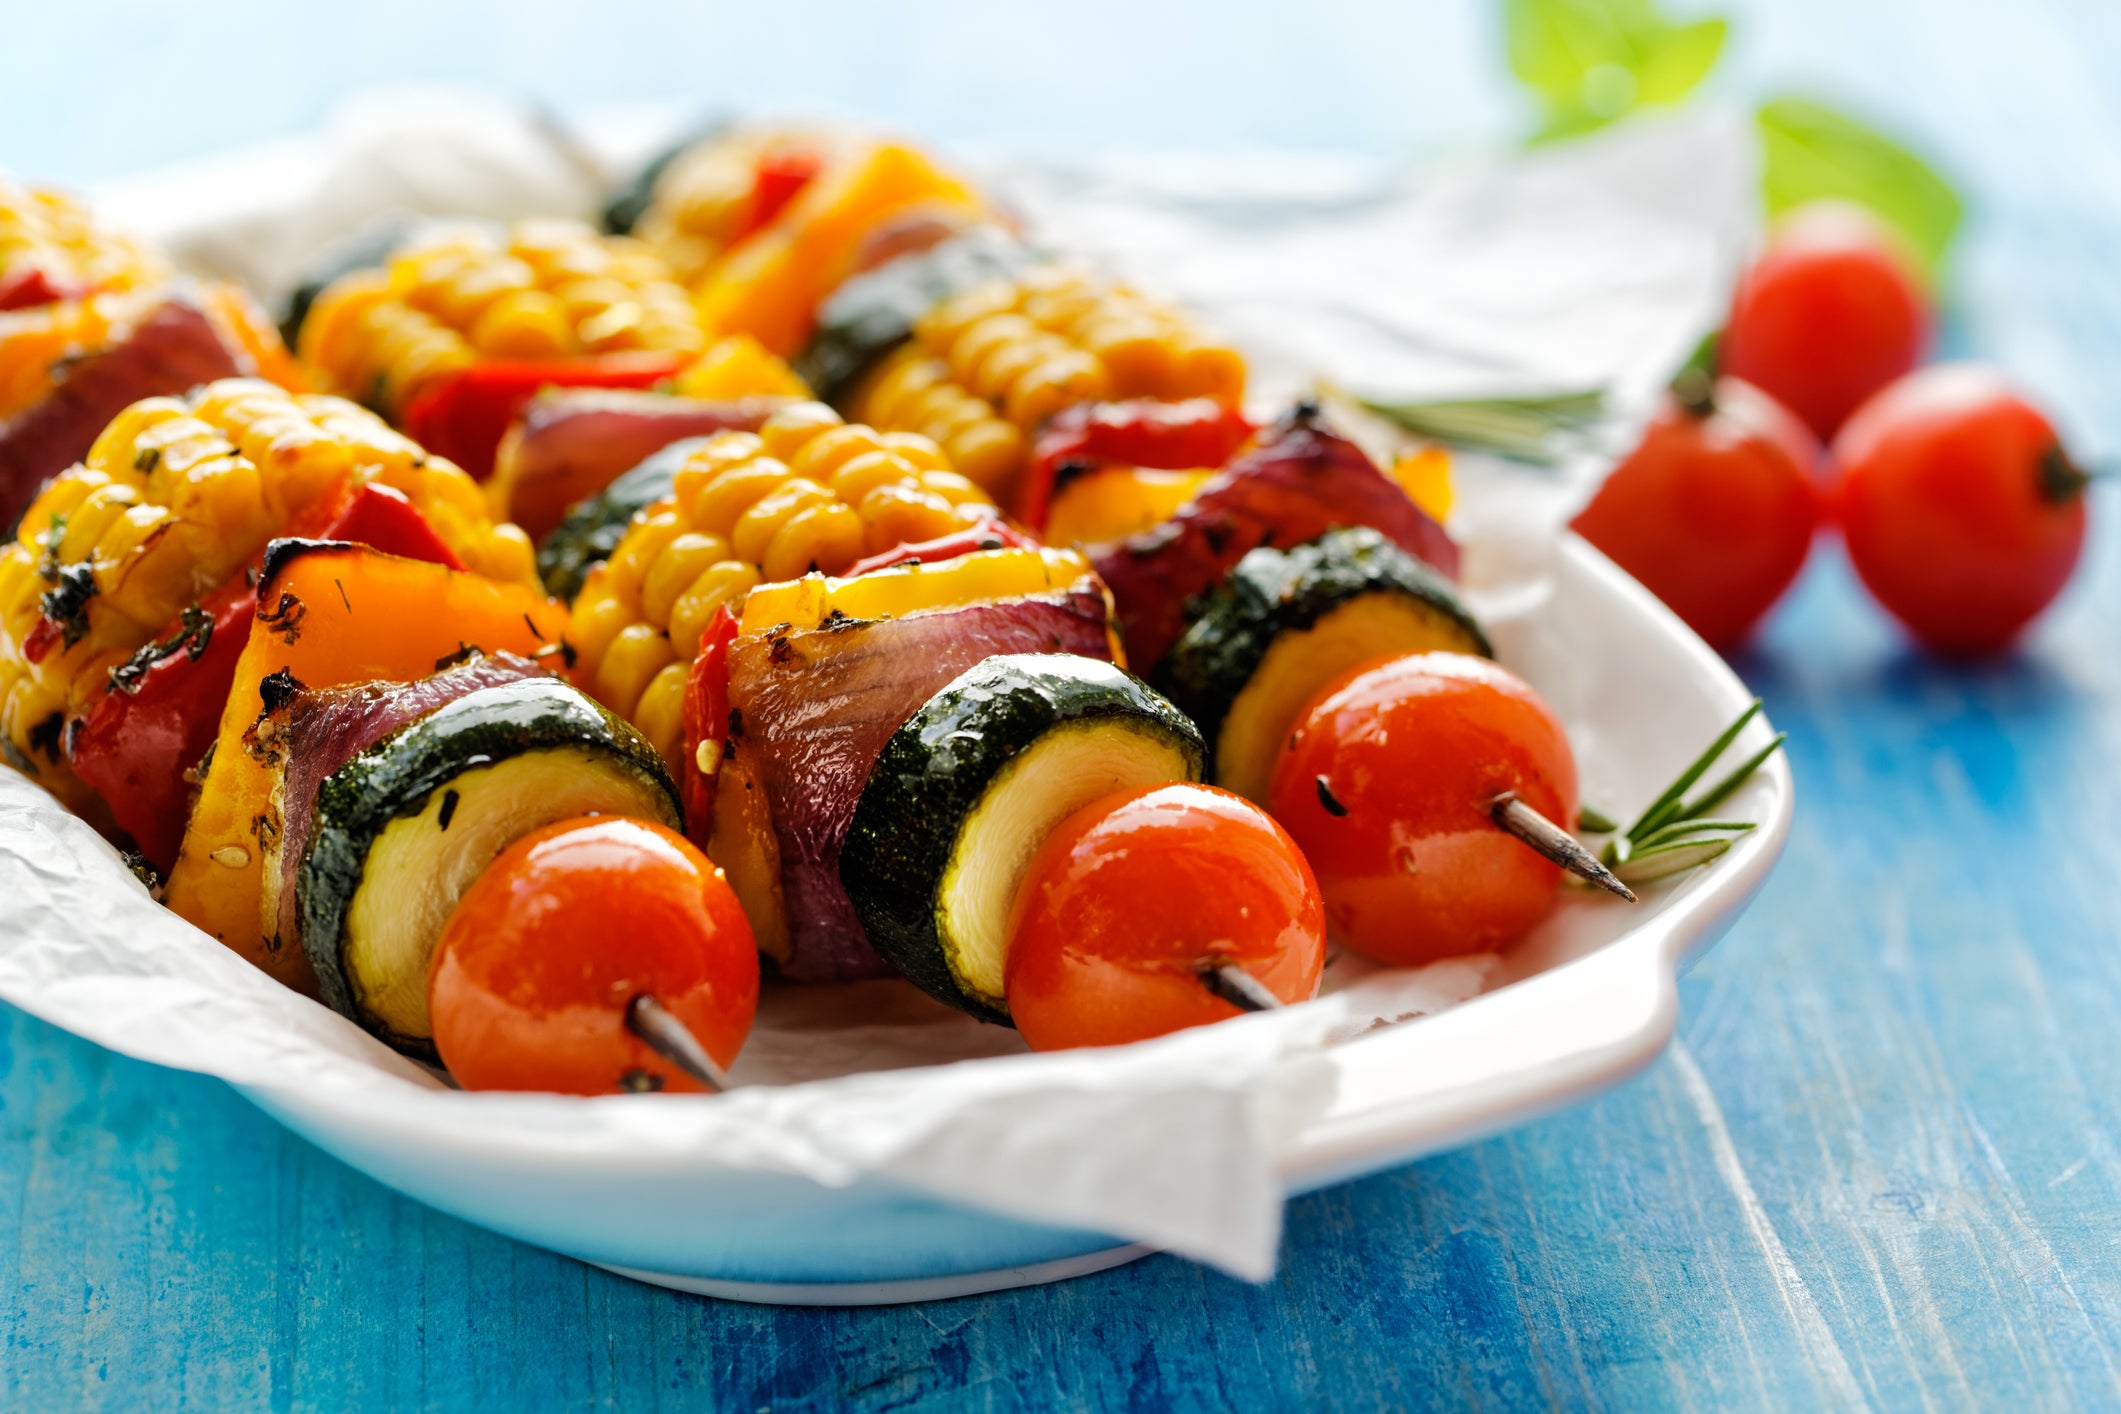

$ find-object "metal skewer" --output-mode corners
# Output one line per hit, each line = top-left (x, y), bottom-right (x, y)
(1197, 962), (1285, 1013)
(625, 994), (732, 1091)
(1488, 791), (1638, 902)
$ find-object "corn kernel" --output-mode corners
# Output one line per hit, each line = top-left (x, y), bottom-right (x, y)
(667, 561), (760, 657)
(633, 662), (690, 773)
(641, 531), (735, 624)
(594, 622), (676, 720)
(758, 401), (844, 460)
(762, 501), (866, 581)
(471, 289), (573, 358)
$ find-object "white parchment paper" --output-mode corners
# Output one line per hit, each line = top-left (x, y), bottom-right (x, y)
(0, 97), (1751, 1280)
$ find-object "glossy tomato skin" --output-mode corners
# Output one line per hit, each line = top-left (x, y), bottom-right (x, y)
(1004, 783), (1325, 1051)
(1572, 376), (1822, 648)
(430, 816), (759, 1094)
(1832, 364), (2089, 655)
(1269, 653), (1578, 966)
(1723, 202), (1929, 440)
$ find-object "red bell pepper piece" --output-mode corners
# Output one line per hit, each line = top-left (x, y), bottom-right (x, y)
(321, 480), (462, 571)
(19, 609), (62, 665)
(842, 517), (1039, 578)
(1016, 398), (1255, 531)
(67, 481), (460, 869)
(400, 353), (687, 481)
(738, 147), (825, 243)
(678, 604), (742, 842)
(0, 266), (84, 312)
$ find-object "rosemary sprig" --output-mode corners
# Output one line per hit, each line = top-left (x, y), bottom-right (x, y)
(1597, 699), (1785, 887)
(1352, 387), (1608, 466)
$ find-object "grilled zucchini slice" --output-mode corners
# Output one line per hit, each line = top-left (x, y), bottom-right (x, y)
(534, 435), (705, 600)
(298, 677), (681, 1057)
(842, 653), (1204, 1023)
(794, 227), (1028, 405)
(1154, 526), (1490, 803)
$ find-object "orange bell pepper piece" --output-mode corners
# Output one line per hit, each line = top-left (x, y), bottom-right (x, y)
(163, 542), (566, 993)
(695, 142), (984, 357)
(70, 482), (461, 871)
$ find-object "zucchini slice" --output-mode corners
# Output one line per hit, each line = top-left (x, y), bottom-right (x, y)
(277, 214), (421, 350)
(794, 227), (1028, 405)
(1154, 526), (1491, 803)
(534, 435), (704, 600)
(842, 654), (1204, 1022)
(601, 118), (734, 235)
(298, 677), (681, 1056)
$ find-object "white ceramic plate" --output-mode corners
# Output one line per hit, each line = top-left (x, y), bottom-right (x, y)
(0, 115), (1776, 1306)
(228, 534), (1790, 1304)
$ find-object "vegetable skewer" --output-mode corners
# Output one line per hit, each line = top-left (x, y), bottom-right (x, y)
(430, 816), (759, 1094)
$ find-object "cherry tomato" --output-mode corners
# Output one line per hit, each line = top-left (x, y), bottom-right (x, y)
(430, 816), (759, 1094)
(1004, 784), (1324, 1051)
(1571, 374), (1822, 648)
(1723, 201), (1929, 440)
(1269, 653), (1578, 965)
(1833, 364), (2090, 655)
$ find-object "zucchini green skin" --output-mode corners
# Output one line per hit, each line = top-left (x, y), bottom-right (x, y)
(841, 653), (1204, 1024)
(601, 118), (733, 235)
(298, 677), (681, 1055)
(795, 228), (1030, 406)
(534, 436), (706, 600)
(277, 215), (421, 350)
(1152, 525), (1491, 771)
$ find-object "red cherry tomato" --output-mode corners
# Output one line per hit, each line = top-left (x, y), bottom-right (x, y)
(1004, 783), (1325, 1051)
(430, 816), (759, 1094)
(1723, 202), (1929, 440)
(1269, 653), (1579, 965)
(1832, 365), (2090, 655)
(1571, 375), (1822, 648)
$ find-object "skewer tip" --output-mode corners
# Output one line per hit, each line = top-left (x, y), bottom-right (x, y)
(1196, 961), (1285, 1013)
(1489, 791), (1638, 903)
(624, 994), (732, 1092)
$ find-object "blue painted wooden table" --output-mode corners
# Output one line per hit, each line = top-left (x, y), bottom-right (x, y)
(8, 0), (2121, 1407)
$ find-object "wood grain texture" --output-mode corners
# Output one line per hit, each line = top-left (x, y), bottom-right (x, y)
(9, 0), (2121, 1408)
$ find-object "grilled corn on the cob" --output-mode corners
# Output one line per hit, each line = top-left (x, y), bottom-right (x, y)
(0, 379), (534, 804)
(297, 221), (708, 417)
(0, 176), (169, 300)
(632, 126), (841, 288)
(849, 265), (1244, 499)
(0, 282), (297, 425)
(568, 400), (995, 769)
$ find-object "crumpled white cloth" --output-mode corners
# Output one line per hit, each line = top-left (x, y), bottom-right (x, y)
(0, 96), (1749, 1280)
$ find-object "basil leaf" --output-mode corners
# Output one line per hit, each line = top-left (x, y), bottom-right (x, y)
(1506, 0), (1728, 139)
(1757, 95), (1965, 277)
(1635, 17), (1728, 105)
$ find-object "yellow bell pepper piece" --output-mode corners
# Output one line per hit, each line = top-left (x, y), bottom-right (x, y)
(738, 546), (1092, 637)
(1394, 445), (1454, 524)
(671, 333), (812, 401)
(1044, 466), (1212, 547)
